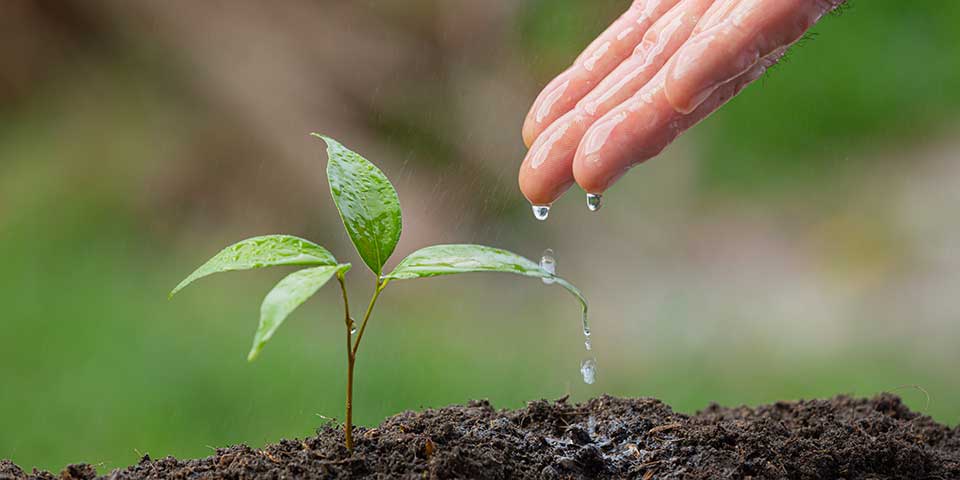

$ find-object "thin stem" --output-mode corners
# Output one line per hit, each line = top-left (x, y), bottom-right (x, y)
(345, 355), (355, 450)
(350, 279), (385, 358)
(336, 273), (355, 450)
(337, 273), (353, 349)
(341, 277), (387, 452)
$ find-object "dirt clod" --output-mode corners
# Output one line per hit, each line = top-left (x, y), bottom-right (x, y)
(5, 394), (959, 479)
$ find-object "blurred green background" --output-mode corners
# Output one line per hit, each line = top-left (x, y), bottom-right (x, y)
(3, 0), (960, 473)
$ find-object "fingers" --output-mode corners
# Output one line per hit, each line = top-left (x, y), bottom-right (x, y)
(691, 0), (744, 35)
(580, 0), (715, 118)
(518, 0), (713, 206)
(520, 0), (842, 204)
(664, 0), (837, 114)
(573, 47), (784, 194)
(518, 112), (588, 205)
(521, 0), (682, 148)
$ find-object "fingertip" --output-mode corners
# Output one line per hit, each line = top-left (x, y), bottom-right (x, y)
(522, 120), (536, 148)
(665, 74), (718, 115)
(662, 39), (719, 115)
(573, 90), (672, 194)
(520, 110), (588, 205)
(572, 152), (621, 196)
(518, 168), (572, 206)
(571, 107), (630, 194)
(573, 136), (625, 195)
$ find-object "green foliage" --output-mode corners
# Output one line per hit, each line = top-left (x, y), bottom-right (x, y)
(387, 244), (586, 311)
(250, 264), (351, 361)
(315, 134), (402, 276)
(173, 136), (585, 361)
(171, 135), (587, 449)
(169, 235), (336, 297)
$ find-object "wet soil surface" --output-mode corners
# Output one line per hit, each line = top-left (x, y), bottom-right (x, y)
(3, 394), (958, 479)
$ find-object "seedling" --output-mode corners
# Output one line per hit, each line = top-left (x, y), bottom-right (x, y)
(171, 135), (586, 450)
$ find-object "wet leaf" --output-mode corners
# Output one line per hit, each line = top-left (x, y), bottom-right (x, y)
(170, 235), (337, 297)
(385, 244), (586, 311)
(249, 263), (351, 361)
(315, 134), (402, 276)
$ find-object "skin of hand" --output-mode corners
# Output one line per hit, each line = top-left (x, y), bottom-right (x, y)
(518, 0), (846, 207)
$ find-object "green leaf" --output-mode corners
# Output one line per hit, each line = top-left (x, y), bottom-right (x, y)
(385, 244), (587, 311)
(170, 235), (337, 297)
(248, 263), (351, 361)
(314, 134), (402, 276)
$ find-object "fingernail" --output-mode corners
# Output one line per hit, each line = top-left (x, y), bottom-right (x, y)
(678, 84), (719, 114)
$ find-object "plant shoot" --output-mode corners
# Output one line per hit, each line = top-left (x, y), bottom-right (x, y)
(171, 135), (587, 450)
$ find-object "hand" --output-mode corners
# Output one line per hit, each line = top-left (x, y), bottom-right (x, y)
(518, 0), (844, 209)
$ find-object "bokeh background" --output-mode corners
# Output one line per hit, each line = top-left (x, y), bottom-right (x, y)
(3, 0), (959, 472)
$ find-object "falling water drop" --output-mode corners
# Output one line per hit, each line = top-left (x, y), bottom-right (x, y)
(581, 310), (592, 351)
(540, 249), (557, 285)
(580, 358), (597, 384)
(580, 308), (595, 384)
(586, 193), (603, 212)
(532, 205), (551, 221)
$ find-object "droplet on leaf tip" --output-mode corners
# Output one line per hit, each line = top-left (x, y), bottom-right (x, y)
(540, 249), (557, 285)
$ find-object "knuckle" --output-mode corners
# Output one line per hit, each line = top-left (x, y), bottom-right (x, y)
(633, 37), (655, 57)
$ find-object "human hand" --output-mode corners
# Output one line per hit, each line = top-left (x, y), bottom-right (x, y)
(518, 0), (844, 214)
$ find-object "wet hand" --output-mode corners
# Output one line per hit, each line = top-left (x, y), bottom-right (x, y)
(518, 0), (844, 209)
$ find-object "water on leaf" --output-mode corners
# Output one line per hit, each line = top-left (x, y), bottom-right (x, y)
(581, 309), (592, 350)
(540, 249), (557, 285)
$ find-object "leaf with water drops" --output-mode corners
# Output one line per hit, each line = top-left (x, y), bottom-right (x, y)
(249, 263), (351, 361)
(385, 244), (587, 313)
(170, 235), (338, 297)
(315, 134), (402, 276)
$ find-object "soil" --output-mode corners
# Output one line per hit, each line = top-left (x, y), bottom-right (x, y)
(3, 394), (958, 479)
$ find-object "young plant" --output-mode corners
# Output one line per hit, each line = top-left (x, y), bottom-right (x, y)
(170, 135), (586, 450)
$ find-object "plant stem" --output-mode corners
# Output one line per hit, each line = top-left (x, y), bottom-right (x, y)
(351, 280), (384, 358)
(336, 273), (355, 450)
(342, 278), (386, 451)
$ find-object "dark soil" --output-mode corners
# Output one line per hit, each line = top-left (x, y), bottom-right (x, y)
(3, 394), (959, 479)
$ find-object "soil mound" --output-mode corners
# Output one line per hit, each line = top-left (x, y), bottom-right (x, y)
(4, 394), (958, 479)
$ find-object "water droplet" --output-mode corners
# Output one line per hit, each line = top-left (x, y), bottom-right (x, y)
(540, 249), (556, 285)
(586, 193), (603, 212)
(580, 358), (597, 384)
(350, 326), (357, 335)
(581, 310), (591, 350)
(532, 205), (550, 221)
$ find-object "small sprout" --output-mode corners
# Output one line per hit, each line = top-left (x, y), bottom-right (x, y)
(171, 135), (587, 450)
